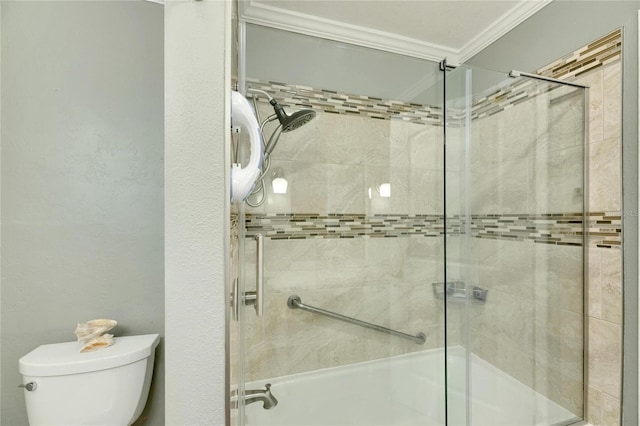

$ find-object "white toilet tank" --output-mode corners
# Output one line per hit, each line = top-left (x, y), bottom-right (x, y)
(19, 334), (160, 426)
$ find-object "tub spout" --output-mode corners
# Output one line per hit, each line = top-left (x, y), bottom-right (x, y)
(231, 384), (278, 410)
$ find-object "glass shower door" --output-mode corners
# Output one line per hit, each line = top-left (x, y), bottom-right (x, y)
(444, 64), (586, 426)
(231, 23), (449, 426)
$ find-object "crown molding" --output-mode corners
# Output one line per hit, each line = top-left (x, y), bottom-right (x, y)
(239, 0), (552, 66)
(239, 0), (458, 64)
(458, 0), (553, 63)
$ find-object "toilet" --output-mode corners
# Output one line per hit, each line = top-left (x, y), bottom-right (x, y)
(19, 333), (160, 426)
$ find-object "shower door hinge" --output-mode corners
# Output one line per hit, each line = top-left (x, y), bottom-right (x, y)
(440, 59), (457, 72)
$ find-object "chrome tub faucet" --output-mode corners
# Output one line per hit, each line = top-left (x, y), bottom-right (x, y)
(231, 384), (278, 410)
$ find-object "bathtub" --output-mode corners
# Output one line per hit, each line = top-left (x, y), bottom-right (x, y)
(244, 347), (580, 426)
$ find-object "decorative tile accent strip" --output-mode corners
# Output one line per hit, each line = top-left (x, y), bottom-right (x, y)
(246, 78), (444, 126)
(245, 212), (621, 248)
(537, 29), (621, 79)
(587, 212), (622, 248)
(243, 31), (620, 129)
(468, 77), (566, 122)
(245, 213), (447, 239)
(246, 76), (576, 129)
(471, 213), (583, 246)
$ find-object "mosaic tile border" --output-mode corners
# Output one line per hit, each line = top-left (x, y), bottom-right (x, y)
(587, 212), (622, 248)
(468, 77), (570, 122)
(537, 29), (621, 80)
(245, 212), (621, 248)
(247, 74), (578, 129)
(244, 29), (622, 128)
(246, 78), (443, 126)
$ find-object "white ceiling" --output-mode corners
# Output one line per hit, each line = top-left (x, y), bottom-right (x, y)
(239, 0), (552, 64)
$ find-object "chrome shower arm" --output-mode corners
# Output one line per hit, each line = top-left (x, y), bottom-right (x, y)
(247, 88), (274, 102)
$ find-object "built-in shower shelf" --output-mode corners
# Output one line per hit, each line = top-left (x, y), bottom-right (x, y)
(432, 281), (488, 304)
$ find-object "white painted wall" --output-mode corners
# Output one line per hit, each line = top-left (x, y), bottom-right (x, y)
(1, 2), (164, 424)
(165, 0), (230, 424)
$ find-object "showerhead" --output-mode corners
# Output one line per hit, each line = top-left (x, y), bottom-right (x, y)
(281, 109), (316, 132)
(269, 99), (316, 133)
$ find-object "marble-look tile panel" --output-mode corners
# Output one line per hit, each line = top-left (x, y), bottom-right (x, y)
(315, 266), (367, 289)
(363, 237), (408, 284)
(245, 340), (320, 381)
(470, 288), (532, 352)
(406, 282), (444, 330)
(530, 144), (584, 214)
(263, 238), (317, 272)
(313, 112), (367, 166)
(472, 97), (538, 169)
(602, 393), (621, 426)
(408, 169), (443, 215)
(390, 120), (443, 171)
(587, 386), (604, 426)
(324, 163), (367, 213)
(274, 160), (329, 214)
(316, 237), (366, 270)
(532, 244), (583, 314)
(588, 247), (603, 319)
(470, 157), (530, 214)
(600, 248), (622, 324)
(588, 317), (622, 398)
(470, 330), (535, 390)
(589, 137), (621, 212)
(543, 85), (586, 152)
(603, 62), (622, 141)
(576, 69), (604, 143)
(531, 304), (583, 381)
(533, 359), (583, 416)
(469, 238), (535, 300)
(404, 237), (444, 286)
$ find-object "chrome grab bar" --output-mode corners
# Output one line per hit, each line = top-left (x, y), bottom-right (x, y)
(287, 295), (426, 345)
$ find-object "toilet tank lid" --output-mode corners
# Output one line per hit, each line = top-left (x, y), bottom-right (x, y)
(19, 334), (160, 377)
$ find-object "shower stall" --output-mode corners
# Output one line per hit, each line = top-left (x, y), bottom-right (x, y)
(229, 23), (586, 426)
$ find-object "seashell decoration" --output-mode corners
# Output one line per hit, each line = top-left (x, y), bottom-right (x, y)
(75, 319), (117, 353)
(75, 319), (117, 343)
(80, 334), (114, 353)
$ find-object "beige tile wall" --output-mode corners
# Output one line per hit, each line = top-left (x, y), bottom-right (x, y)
(240, 104), (449, 382)
(444, 82), (587, 416)
(234, 56), (619, 424)
(453, 51), (623, 423)
(574, 60), (623, 426)
(537, 29), (623, 423)
(244, 103), (445, 217)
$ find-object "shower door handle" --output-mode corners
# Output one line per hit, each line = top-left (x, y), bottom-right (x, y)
(244, 233), (264, 317)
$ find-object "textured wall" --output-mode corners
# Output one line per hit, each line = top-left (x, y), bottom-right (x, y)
(1, 2), (164, 425)
(165, 0), (229, 425)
